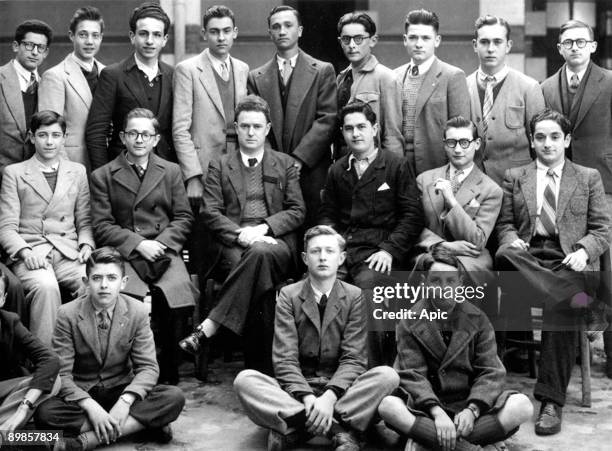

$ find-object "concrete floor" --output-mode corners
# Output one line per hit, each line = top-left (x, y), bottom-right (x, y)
(101, 338), (612, 451)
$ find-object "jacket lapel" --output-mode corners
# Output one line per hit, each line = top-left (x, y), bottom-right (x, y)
(557, 160), (577, 218)
(426, 165), (447, 220)
(547, 67), (564, 112)
(64, 55), (92, 107)
(354, 151), (385, 192)
(104, 296), (130, 364)
(415, 57), (441, 119)
(0, 63), (26, 136)
(262, 151), (278, 210)
(440, 306), (478, 370)
(518, 163), (538, 231)
(21, 157), (53, 203)
(255, 59), (284, 152)
(110, 156), (140, 196)
(412, 310), (446, 363)
(122, 57), (146, 108)
(157, 62), (173, 116)
(46, 160), (74, 211)
(227, 151), (246, 209)
(134, 154), (165, 206)
(231, 56), (248, 103)
(198, 50), (225, 118)
(77, 300), (103, 365)
(321, 280), (342, 335)
(573, 63), (602, 130)
(299, 281), (321, 335)
(453, 166), (481, 208)
(284, 51), (316, 151)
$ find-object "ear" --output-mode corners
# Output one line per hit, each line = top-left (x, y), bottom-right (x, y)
(160, 34), (169, 48)
(564, 133), (572, 148)
(472, 38), (478, 53)
(369, 34), (379, 47)
(338, 251), (346, 267)
(119, 132), (127, 147)
(434, 34), (441, 48)
(129, 31), (135, 44)
(68, 31), (75, 43)
(233, 27), (239, 39)
(506, 39), (513, 53)
(301, 251), (308, 266)
(121, 275), (129, 290)
(264, 122), (272, 136)
(590, 41), (598, 53)
(11, 41), (19, 54)
(28, 130), (35, 145)
(297, 25), (303, 38)
(201, 28), (208, 41)
(474, 137), (482, 151)
(81, 275), (88, 284)
(152, 133), (161, 147)
(530, 134), (535, 149)
(372, 122), (380, 136)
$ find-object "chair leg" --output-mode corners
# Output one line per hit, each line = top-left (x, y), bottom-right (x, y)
(580, 330), (591, 407)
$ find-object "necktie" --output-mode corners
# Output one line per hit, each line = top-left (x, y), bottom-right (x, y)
(26, 72), (38, 95)
(248, 158), (258, 167)
(134, 164), (146, 180)
(281, 59), (293, 86)
(482, 75), (495, 136)
(569, 73), (580, 94)
(450, 169), (464, 194)
(337, 70), (353, 109)
(97, 310), (111, 358)
(354, 158), (369, 179)
(220, 62), (229, 81)
(411, 65), (419, 76)
(538, 169), (557, 237)
(319, 294), (328, 325)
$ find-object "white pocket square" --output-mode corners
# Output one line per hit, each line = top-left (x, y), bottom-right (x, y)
(377, 183), (391, 191)
(467, 198), (481, 208)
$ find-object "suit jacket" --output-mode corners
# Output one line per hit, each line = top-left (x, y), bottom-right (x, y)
(52, 293), (158, 403)
(395, 57), (471, 174)
(319, 150), (423, 267)
(0, 62), (32, 172)
(86, 56), (174, 170)
(496, 160), (610, 271)
(38, 54), (105, 172)
(416, 164), (502, 274)
(173, 49), (249, 182)
(394, 299), (506, 411)
(0, 310), (59, 392)
(0, 157), (94, 261)
(467, 68), (545, 186)
(273, 278), (366, 397)
(337, 55), (403, 156)
(541, 62), (612, 193)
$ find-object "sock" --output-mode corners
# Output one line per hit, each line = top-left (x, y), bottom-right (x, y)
(283, 410), (306, 429)
(466, 415), (510, 445)
(408, 417), (438, 449)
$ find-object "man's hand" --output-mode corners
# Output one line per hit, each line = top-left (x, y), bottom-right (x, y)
(454, 408), (476, 438)
(291, 157), (303, 176)
(109, 395), (134, 436)
(433, 178), (458, 209)
(186, 177), (204, 210)
(81, 398), (120, 445)
(365, 250), (393, 274)
(0, 405), (29, 433)
(251, 235), (278, 245)
(562, 248), (589, 271)
(235, 224), (269, 247)
(304, 390), (337, 436)
(135, 240), (167, 262)
(18, 248), (48, 270)
(430, 406), (456, 451)
(439, 240), (480, 257)
(78, 244), (93, 263)
(509, 238), (529, 250)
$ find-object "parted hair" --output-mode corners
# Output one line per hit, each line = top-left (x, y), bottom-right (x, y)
(337, 12), (376, 36)
(30, 110), (66, 134)
(405, 9), (439, 33)
(69, 6), (105, 34)
(86, 247), (126, 277)
(129, 2), (171, 35)
(474, 15), (511, 40)
(15, 20), (53, 45)
(203, 5), (235, 29)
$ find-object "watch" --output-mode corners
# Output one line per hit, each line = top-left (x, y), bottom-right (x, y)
(21, 399), (34, 410)
(119, 394), (134, 406)
(466, 404), (480, 419)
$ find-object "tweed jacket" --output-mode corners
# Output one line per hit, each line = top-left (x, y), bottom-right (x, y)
(394, 299), (505, 410)
(173, 49), (249, 182)
(38, 54), (105, 171)
(395, 57), (471, 174)
(53, 293), (158, 403)
(467, 68), (545, 186)
(337, 55), (403, 156)
(86, 56), (174, 170)
(273, 278), (366, 397)
(541, 62), (612, 193)
(0, 157), (94, 261)
(495, 160), (610, 270)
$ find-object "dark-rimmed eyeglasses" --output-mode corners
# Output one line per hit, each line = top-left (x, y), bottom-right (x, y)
(559, 39), (593, 49)
(121, 130), (158, 142)
(443, 138), (476, 149)
(20, 41), (48, 52)
(338, 35), (370, 45)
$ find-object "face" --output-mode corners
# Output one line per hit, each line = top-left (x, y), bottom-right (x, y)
(0, 280), (6, 309)
(204, 16), (237, 59)
(426, 261), (462, 311)
(339, 23), (376, 66)
(557, 27), (596, 69)
(473, 24), (512, 74)
(268, 10), (302, 52)
(120, 117), (160, 160)
(342, 112), (378, 156)
(235, 110), (271, 153)
(30, 123), (65, 164)
(12, 32), (49, 71)
(302, 234), (346, 280)
(129, 17), (168, 62)
(70, 20), (103, 62)
(403, 23), (440, 64)
(444, 127), (480, 170)
(531, 119), (570, 168)
(86, 263), (127, 309)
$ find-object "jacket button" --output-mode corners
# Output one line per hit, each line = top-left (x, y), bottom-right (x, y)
(491, 116), (495, 120)
(135, 227), (141, 232)
(61, 216), (66, 221)
(42, 216), (46, 220)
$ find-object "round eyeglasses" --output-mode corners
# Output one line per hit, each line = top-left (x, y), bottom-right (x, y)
(443, 138), (476, 149)
(338, 35), (370, 45)
(559, 39), (593, 49)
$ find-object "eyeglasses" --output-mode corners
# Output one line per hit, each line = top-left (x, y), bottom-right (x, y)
(443, 138), (476, 149)
(338, 35), (370, 45)
(20, 41), (48, 52)
(559, 39), (593, 49)
(122, 131), (157, 142)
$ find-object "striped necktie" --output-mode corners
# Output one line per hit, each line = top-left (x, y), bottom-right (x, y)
(538, 169), (557, 236)
(450, 169), (464, 194)
(482, 75), (495, 136)
(281, 59), (293, 86)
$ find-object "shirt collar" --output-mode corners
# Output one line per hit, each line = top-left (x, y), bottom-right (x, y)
(34, 156), (59, 172)
(410, 55), (435, 75)
(276, 53), (298, 71)
(310, 282), (332, 303)
(347, 147), (378, 171)
(124, 151), (149, 170)
(12, 59), (39, 92)
(565, 65), (588, 85)
(240, 149), (265, 167)
(536, 159), (564, 177)
(477, 64), (509, 84)
(70, 52), (95, 72)
(208, 52), (231, 74)
(449, 162), (474, 180)
(94, 303), (116, 321)
(134, 54), (159, 81)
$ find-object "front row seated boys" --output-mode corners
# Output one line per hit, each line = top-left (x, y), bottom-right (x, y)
(34, 247), (185, 451)
(379, 248), (533, 451)
(234, 225), (399, 451)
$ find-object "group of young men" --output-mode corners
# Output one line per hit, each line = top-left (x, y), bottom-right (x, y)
(0, 1), (611, 450)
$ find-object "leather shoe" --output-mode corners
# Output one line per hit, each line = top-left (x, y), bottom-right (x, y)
(266, 429), (307, 451)
(535, 402), (562, 435)
(331, 431), (361, 451)
(150, 424), (173, 444)
(53, 437), (85, 451)
(179, 325), (207, 355)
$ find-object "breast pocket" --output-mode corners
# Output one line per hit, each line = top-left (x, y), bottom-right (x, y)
(505, 105), (525, 129)
(355, 91), (381, 117)
(569, 195), (588, 216)
(374, 189), (394, 216)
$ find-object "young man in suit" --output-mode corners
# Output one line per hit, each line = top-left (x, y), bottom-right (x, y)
(467, 15), (545, 186)
(86, 2), (174, 170)
(413, 116), (502, 318)
(234, 225), (399, 451)
(395, 9), (470, 174)
(335, 12), (403, 158)
(0, 20), (53, 174)
(34, 247), (185, 451)
(378, 248), (533, 451)
(39, 6), (105, 173)
(540, 20), (612, 377)
(0, 268), (60, 432)
(495, 109), (610, 435)
(248, 5), (337, 228)
(0, 110), (94, 344)
(319, 101), (423, 366)
(90, 108), (197, 385)
(179, 95), (305, 372)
